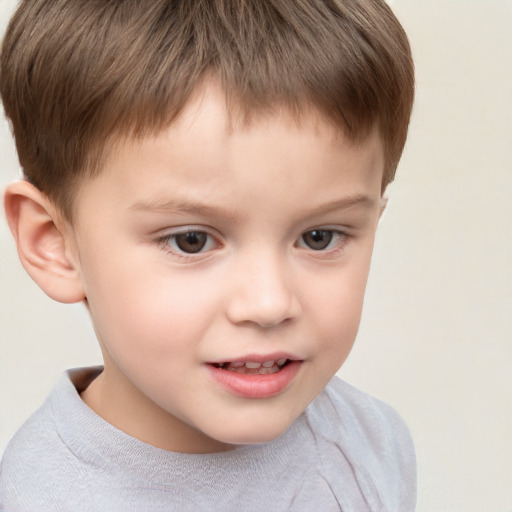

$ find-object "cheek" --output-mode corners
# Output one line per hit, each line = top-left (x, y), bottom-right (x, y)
(309, 259), (371, 355)
(314, 261), (369, 321)
(83, 254), (218, 354)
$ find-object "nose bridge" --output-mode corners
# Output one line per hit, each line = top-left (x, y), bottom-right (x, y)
(226, 244), (299, 328)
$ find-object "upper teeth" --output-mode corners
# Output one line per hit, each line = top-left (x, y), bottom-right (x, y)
(245, 362), (263, 368)
(217, 359), (288, 368)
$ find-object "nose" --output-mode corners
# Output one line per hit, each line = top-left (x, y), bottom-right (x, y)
(225, 252), (301, 328)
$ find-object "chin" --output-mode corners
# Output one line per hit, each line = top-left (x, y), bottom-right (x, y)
(206, 413), (297, 447)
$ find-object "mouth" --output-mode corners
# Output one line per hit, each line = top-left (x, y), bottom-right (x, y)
(207, 356), (302, 398)
(210, 358), (291, 375)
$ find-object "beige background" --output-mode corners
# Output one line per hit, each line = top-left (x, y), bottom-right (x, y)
(1, 0), (511, 510)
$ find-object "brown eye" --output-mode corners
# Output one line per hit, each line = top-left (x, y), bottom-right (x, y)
(174, 232), (208, 253)
(301, 229), (334, 250)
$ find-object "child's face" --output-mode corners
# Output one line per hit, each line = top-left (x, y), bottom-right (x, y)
(72, 83), (384, 453)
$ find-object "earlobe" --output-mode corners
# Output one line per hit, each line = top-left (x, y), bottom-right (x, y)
(4, 180), (85, 304)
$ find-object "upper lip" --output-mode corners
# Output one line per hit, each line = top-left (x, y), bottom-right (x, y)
(207, 352), (301, 364)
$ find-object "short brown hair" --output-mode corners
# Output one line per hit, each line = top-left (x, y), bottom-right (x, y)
(1, 0), (414, 219)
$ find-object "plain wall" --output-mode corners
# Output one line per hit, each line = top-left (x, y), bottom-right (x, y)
(1, 1), (511, 510)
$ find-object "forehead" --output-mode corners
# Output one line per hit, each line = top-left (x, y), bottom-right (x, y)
(117, 81), (381, 169)
(169, 79), (367, 147)
(105, 76), (378, 158)
(73, 82), (384, 226)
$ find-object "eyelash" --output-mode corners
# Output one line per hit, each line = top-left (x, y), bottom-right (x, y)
(154, 227), (348, 261)
(295, 228), (347, 253)
(154, 229), (219, 261)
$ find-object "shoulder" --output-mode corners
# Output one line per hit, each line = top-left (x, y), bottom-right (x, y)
(315, 376), (414, 442)
(305, 376), (417, 510)
(310, 376), (416, 463)
(0, 372), (94, 511)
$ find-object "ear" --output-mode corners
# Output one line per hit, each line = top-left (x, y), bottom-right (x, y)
(4, 180), (85, 303)
(378, 195), (389, 222)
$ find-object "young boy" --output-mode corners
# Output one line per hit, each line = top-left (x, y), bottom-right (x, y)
(0, 0), (416, 510)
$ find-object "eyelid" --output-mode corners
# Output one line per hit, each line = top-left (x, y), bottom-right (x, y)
(154, 226), (221, 261)
(295, 227), (349, 253)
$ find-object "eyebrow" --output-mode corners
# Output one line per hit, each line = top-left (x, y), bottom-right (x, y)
(129, 194), (375, 220)
(297, 194), (376, 218)
(129, 198), (242, 220)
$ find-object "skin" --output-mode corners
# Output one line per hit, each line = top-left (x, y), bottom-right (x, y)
(6, 83), (385, 453)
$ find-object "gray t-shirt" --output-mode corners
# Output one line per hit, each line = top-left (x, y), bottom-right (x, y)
(0, 367), (416, 511)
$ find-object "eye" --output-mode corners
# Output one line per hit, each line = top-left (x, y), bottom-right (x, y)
(173, 231), (208, 253)
(161, 230), (217, 255)
(298, 229), (344, 251)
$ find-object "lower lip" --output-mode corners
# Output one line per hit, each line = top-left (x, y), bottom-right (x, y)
(207, 361), (302, 399)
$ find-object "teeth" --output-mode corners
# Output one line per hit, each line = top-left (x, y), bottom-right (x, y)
(231, 366), (278, 374)
(214, 359), (290, 373)
(245, 362), (262, 369)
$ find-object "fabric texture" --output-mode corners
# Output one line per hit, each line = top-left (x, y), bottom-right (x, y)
(0, 367), (416, 511)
